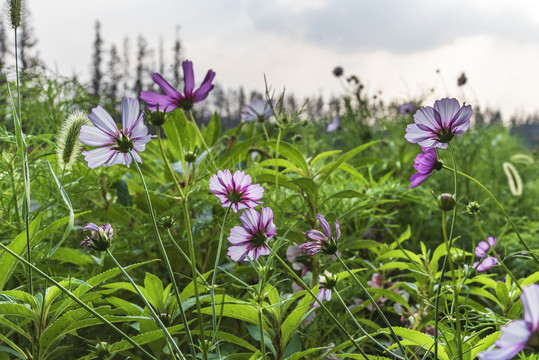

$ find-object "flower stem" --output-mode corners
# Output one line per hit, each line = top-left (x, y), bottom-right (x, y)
(188, 110), (218, 170)
(273, 253), (391, 358)
(166, 228), (209, 286)
(335, 254), (406, 357)
(130, 153), (197, 359)
(0, 243), (158, 360)
(443, 165), (539, 266)
(274, 127), (282, 203)
(106, 249), (184, 360)
(157, 131), (185, 197)
(333, 288), (395, 359)
(209, 205), (232, 352)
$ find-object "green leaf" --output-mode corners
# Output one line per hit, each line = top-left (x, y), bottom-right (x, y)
(290, 178), (318, 206)
(0, 333), (27, 360)
(309, 150), (341, 169)
(144, 272), (165, 311)
(470, 331), (500, 359)
(321, 189), (363, 206)
(204, 112), (222, 146)
(286, 346), (328, 360)
(266, 140), (308, 176)
(258, 158), (303, 174)
(280, 300), (313, 352)
(46, 161), (75, 256)
(0, 302), (37, 321)
(49, 247), (94, 266)
(391, 326), (449, 360)
(495, 281), (510, 307)
(0, 213), (42, 290)
(109, 323), (188, 352)
(200, 301), (270, 331)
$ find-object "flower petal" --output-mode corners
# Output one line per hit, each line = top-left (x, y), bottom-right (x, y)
(140, 91), (179, 112)
(121, 97), (141, 133)
(521, 284), (539, 331)
(228, 226), (252, 245)
(193, 69), (216, 103)
(182, 60), (195, 96)
(82, 146), (116, 168)
(89, 106), (119, 137)
(240, 208), (260, 234)
(317, 214), (332, 239)
(151, 72), (181, 98)
(433, 98), (460, 127)
(79, 125), (114, 147)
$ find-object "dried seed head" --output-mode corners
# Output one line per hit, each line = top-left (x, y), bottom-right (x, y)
(56, 111), (90, 170)
(6, 0), (23, 28)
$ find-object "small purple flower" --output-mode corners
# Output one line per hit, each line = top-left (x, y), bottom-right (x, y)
(472, 237), (499, 272)
(300, 214), (340, 256)
(399, 102), (415, 115)
(333, 66), (343, 77)
(227, 207), (276, 262)
(478, 284), (539, 360)
(326, 115), (340, 132)
(409, 147), (443, 188)
(79, 98), (152, 169)
(242, 99), (273, 123)
(405, 98), (472, 149)
(313, 270), (337, 308)
(81, 223), (113, 252)
(209, 169), (264, 213)
(140, 60), (215, 112)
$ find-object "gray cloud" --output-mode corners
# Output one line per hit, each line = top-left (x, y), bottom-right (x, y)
(247, 0), (539, 54)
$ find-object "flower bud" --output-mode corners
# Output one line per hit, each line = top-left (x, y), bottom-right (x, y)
(466, 201), (481, 216)
(293, 134), (302, 142)
(94, 341), (111, 358)
(437, 193), (456, 211)
(144, 105), (168, 127)
(319, 270), (338, 290)
(81, 223), (113, 252)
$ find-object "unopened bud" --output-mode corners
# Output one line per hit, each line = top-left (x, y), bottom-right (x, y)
(437, 193), (456, 211)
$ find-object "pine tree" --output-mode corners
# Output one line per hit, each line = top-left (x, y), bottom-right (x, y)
(133, 34), (148, 97)
(158, 36), (164, 75)
(122, 37), (130, 95)
(91, 20), (103, 96)
(172, 25), (182, 87)
(0, 17), (7, 71)
(106, 44), (121, 101)
(18, 12), (39, 70)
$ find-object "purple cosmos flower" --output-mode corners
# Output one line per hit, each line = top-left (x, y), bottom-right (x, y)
(399, 102), (415, 115)
(326, 115), (340, 132)
(300, 214), (340, 256)
(81, 223), (113, 252)
(409, 147), (443, 188)
(478, 284), (539, 360)
(242, 99), (273, 122)
(140, 60), (215, 112)
(313, 270), (337, 308)
(405, 98), (472, 149)
(209, 169), (264, 213)
(79, 98), (152, 168)
(472, 237), (499, 272)
(227, 207), (276, 262)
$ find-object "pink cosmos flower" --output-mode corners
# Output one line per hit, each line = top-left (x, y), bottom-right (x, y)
(227, 207), (276, 262)
(326, 115), (340, 132)
(312, 270), (337, 308)
(209, 169), (264, 213)
(409, 147), (443, 188)
(140, 60), (215, 112)
(81, 223), (113, 252)
(242, 99), (273, 122)
(300, 214), (340, 256)
(405, 98), (472, 149)
(478, 284), (539, 360)
(399, 102), (415, 115)
(79, 98), (152, 168)
(473, 236), (499, 272)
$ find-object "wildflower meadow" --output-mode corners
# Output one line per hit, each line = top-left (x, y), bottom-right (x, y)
(1, 2), (538, 360)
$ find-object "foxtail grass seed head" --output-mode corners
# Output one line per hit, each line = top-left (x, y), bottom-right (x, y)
(56, 111), (90, 170)
(503, 162), (523, 196)
(6, 0), (23, 28)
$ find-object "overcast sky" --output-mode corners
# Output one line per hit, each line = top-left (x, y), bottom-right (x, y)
(23, 0), (539, 120)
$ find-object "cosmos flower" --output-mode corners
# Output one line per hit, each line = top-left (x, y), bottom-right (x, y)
(472, 237), (499, 272)
(242, 99), (273, 122)
(409, 147), (443, 188)
(81, 223), (113, 252)
(399, 102), (415, 115)
(140, 60), (215, 112)
(478, 284), (539, 360)
(209, 169), (264, 213)
(227, 207), (277, 262)
(405, 98), (472, 149)
(300, 214), (340, 256)
(313, 271), (337, 308)
(326, 115), (340, 132)
(79, 98), (152, 168)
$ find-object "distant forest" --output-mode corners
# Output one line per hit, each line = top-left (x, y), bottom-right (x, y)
(0, 16), (537, 147)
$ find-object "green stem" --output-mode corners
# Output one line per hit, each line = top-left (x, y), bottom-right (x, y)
(157, 131), (185, 198)
(106, 249), (184, 360)
(181, 196), (208, 359)
(274, 127), (282, 203)
(443, 165), (539, 266)
(209, 205), (232, 351)
(0, 243), (157, 360)
(273, 253), (388, 358)
(261, 123), (270, 142)
(188, 110), (218, 170)
(335, 254), (406, 357)
(166, 228), (209, 286)
(333, 289), (390, 360)
(257, 299), (267, 360)
(130, 153), (197, 359)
